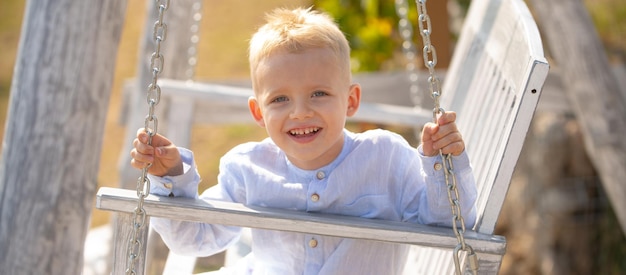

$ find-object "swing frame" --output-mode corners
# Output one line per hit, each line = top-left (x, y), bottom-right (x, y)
(96, 0), (549, 273)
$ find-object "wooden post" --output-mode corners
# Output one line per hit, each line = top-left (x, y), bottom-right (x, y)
(528, 0), (626, 235)
(118, 0), (200, 188)
(115, 1), (204, 274)
(112, 213), (150, 275)
(0, 0), (126, 274)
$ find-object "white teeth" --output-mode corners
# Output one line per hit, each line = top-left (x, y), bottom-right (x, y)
(290, 127), (319, 135)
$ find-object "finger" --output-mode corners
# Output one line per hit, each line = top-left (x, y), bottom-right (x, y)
(133, 138), (155, 155)
(136, 128), (151, 144)
(433, 130), (463, 147)
(421, 122), (439, 156)
(440, 140), (465, 156)
(434, 132), (465, 156)
(135, 128), (173, 148)
(155, 143), (178, 159)
(437, 111), (457, 126)
(130, 157), (150, 170)
(421, 122), (438, 140)
(130, 147), (154, 165)
(431, 122), (459, 141)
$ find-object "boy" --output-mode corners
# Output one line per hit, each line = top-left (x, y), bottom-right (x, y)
(130, 7), (476, 274)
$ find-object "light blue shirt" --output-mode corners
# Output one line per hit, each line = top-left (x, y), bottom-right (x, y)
(150, 129), (477, 275)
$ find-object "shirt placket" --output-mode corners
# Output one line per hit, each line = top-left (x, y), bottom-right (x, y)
(304, 169), (327, 273)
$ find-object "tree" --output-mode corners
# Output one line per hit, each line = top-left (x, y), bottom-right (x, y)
(0, 1), (126, 273)
(314, 0), (451, 71)
(528, 0), (626, 235)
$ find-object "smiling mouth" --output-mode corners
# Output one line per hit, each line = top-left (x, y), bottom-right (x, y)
(289, 127), (320, 137)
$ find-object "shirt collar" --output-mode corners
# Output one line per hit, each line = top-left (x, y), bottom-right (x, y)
(285, 129), (354, 178)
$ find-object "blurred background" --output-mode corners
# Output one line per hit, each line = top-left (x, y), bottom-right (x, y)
(1, 0), (624, 274)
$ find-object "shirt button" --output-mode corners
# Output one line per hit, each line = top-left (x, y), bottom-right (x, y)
(316, 171), (326, 180)
(164, 183), (173, 189)
(434, 163), (443, 171)
(311, 193), (320, 202)
(309, 238), (318, 248)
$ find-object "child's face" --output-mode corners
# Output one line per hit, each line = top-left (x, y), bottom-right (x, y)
(248, 47), (361, 170)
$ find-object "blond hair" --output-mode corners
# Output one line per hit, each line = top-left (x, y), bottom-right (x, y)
(249, 7), (351, 83)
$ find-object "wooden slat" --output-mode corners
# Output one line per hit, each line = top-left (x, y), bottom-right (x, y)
(158, 78), (433, 127)
(404, 247), (504, 275)
(442, 0), (549, 235)
(402, 0), (548, 273)
(111, 212), (150, 275)
(97, 187), (506, 256)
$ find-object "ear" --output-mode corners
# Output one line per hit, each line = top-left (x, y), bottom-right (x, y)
(346, 83), (361, 117)
(248, 96), (266, 127)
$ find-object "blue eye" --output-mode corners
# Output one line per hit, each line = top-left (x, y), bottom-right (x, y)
(271, 96), (288, 103)
(312, 91), (328, 97)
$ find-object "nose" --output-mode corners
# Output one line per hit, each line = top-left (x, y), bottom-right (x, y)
(289, 100), (313, 120)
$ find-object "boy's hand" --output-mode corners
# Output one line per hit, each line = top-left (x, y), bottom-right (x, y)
(130, 128), (183, 177)
(421, 111), (465, 157)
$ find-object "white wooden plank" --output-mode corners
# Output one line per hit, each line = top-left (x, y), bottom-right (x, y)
(97, 187), (506, 257)
(478, 60), (549, 234)
(401, 0), (549, 272)
(403, 246), (502, 275)
(158, 78), (433, 127)
(441, 0), (549, 235)
(350, 102), (432, 126)
(112, 212), (150, 275)
(165, 96), (195, 148)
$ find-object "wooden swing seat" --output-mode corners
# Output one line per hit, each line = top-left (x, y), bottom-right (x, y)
(96, 0), (549, 273)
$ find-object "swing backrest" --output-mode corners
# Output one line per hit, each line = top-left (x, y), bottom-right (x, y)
(402, 0), (549, 273)
(96, 0), (548, 273)
(443, 0), (549, 235)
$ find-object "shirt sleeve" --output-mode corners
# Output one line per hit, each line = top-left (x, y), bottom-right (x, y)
(148, 148), (200, 198)
(412, 145), (477, 228)
(148, 147), (242, 257)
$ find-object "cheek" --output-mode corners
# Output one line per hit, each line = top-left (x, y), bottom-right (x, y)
(262, 113), (281, 130)
(325, 99), (349, 115)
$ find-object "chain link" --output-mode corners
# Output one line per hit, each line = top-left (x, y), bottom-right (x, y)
(185, 0), (203, 81)
(126, 1), (169, 274)
(413, 1), (478, 274)
(394, 0), (421, 107)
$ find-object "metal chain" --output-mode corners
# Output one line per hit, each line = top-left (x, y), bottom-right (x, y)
(126, 0), (169, 274)
(394, 0), (421, 107)
(413, 1), (479, 274)
(185, 0), (202, 81)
